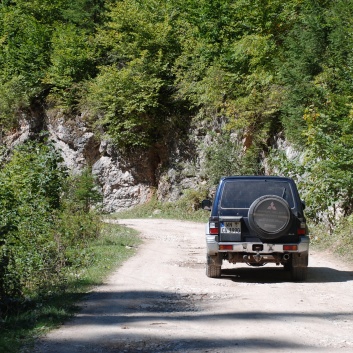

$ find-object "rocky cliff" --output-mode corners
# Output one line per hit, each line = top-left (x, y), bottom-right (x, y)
(2, 110), (210, 213)
(2, 109), (292, 213)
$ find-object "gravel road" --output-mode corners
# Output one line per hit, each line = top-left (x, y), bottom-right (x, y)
(32, 218), (353, 353)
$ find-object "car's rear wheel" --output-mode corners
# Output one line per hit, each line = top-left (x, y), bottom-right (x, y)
(206, 265), (221, 278)
(284, 252), (309, 281)
(248, 195), (293, 240)
(206, 254), (222, 278)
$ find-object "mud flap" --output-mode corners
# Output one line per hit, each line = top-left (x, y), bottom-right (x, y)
(207, 253), (223, 266)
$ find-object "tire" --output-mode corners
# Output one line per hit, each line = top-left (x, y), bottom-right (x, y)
(248, 195), (293, 240)
(206, 254), (222, 278)
(206, 265), (222, 278)
(287, 252), (309, 281)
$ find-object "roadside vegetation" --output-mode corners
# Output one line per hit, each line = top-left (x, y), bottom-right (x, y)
(309, 219), (353, 264)
(111, 191), (209, 223)
(0, 222), (141, 353)
(0, 142), (141, 352)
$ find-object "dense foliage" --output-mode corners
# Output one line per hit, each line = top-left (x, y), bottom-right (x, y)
(0, 142), (102, 313)
(1, 2), (353, 228)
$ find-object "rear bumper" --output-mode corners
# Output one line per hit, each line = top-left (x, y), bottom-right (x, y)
(206, 233), (310, 256)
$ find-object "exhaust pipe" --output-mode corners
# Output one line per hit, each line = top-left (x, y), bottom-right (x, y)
(283, 253), (290, 261)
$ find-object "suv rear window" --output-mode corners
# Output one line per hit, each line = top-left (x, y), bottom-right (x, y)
(220, 180), (295, 209)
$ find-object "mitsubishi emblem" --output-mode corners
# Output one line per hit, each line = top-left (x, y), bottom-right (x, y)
(268, 202), (276, 210)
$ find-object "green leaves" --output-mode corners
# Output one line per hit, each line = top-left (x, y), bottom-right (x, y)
(0, 7), (50, 126)
(63, 168), (102, 213)
(0, 75), (34, 128)
(84, 59), (163, 147)
(0, 7), (51, 81)
(0, 142), (102, 302)
(0, 0), (105, 125)
(44, 24), (97, 106)
(82, 0), (180, 147)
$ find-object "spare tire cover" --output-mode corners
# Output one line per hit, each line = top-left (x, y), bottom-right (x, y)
(248, 195), (293, 240)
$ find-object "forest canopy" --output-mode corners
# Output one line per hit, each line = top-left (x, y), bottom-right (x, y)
(1, 0), (353, 220)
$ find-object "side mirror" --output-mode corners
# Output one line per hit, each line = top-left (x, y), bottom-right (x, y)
(201, 199), (212, 211)
(301, 200), (306, 210)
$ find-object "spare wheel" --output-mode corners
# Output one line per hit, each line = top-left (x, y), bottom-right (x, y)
(248, 195), (293, 240)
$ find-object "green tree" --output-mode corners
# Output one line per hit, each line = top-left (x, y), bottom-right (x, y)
(0, 142), (102, 303)
(278, 1), (329, 144)
(44, 24), (97, 106)
(277, 1), (353, 224)
(174, 0), (297, 168)
(63, 167), (103, 213)
(0, 7), (50, 127)
(0, 0), (106, 126)
(0, 142), (67, 298)
(83, 0), (184, 148)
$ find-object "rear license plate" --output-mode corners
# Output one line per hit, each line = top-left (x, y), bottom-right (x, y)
(220, 221), (241, 234)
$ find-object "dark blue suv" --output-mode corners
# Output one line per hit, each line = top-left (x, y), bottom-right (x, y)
(202, 176), (309, 281)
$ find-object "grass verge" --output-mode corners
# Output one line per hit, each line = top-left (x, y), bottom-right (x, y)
(109, 195), (209, 223)
(0, 222), (141, 353)
(309, 217), (353, 264)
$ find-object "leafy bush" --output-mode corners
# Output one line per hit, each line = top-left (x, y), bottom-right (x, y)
(84, 61), (163, 147)
(0, 142), (102, 314)
(0, 7), (51, 128)
(203, 132), (262, 185)
(310, 216), (353, 263)
(63, 168), (103, 213)
(0, 142), (66, 301)
(0, 76), (34, 129)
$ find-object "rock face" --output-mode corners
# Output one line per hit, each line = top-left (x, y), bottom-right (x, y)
(3, 112), (204, 214)
(3, 110), (289, 213)
(46, 111), (159, 213)
(45, 110), (205, 212)
(0, 111), (233, 212)
(47, 112), (100, 171)
(92, 155), (153, 212)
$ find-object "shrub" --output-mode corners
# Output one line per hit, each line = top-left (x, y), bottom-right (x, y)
(0, 142), (102, 314)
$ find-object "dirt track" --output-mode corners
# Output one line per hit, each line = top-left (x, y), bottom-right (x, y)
(32, 218), (353, 353)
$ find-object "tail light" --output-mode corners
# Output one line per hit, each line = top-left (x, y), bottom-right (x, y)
(297, 222), (306, 235)
(283, 245), (298, 251)
(209, 222), (219, 235)
(219, 245), (233, 250)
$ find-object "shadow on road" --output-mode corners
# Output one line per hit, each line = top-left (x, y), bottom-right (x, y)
(31, 287), (353, 353)
(220, 265), (353, 283)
